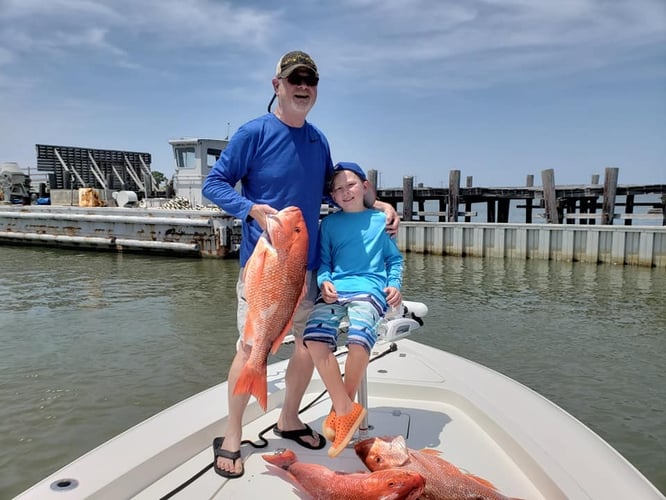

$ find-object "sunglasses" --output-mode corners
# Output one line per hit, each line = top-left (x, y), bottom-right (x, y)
(284, 73), (319, 87)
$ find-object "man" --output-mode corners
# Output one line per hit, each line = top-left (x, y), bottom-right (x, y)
(202, 50), (398, 478)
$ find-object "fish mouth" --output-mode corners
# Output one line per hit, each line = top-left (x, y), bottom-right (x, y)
(264, 213), (291, 250)
(264, 214), (283, 240)
(405, 486), (424, 500)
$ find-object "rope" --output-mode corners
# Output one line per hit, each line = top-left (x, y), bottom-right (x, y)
(159, 342), (399, 499)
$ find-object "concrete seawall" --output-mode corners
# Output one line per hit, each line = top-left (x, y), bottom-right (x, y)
(399, 222), (666, 268)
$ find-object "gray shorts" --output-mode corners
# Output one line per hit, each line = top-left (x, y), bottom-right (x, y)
(236, 269), (317, 343)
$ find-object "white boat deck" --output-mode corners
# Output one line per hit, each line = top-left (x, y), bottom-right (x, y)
(16, 338), (664, 499)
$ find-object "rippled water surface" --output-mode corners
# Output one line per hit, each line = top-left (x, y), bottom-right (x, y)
(1, 245), (664, 497)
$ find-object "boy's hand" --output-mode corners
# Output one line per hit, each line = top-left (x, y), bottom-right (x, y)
(384, 287), (402, 308)
(320, 281), (338, 304)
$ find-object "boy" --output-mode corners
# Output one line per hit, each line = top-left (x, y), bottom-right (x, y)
(303, 162), (404, 457)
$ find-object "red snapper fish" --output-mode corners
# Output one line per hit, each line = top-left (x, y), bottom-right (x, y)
(262, 448), (425, 500)
(354, 436), (524, 500)
(233, 206), (308, 411)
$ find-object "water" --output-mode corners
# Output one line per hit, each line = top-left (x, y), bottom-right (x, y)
(1, 246), (664, 497)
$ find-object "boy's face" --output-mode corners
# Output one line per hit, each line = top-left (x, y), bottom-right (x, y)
(330, 170), (367, 212)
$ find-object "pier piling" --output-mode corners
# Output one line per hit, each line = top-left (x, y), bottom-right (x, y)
(372, 167), (665, 267)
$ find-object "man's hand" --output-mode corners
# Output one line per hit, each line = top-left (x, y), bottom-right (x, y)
(248, 204), (278, 231)
(374, 200), (399, 236)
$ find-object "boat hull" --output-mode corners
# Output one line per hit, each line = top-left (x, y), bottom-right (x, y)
(15, 339), (664, 499)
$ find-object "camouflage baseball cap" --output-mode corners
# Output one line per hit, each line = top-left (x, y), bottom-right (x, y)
(275, 50), (318, 78)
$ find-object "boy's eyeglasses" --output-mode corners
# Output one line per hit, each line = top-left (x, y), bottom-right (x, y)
(284, 73), (319, 87)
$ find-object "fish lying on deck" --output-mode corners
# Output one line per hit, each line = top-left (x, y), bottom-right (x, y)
(354, 435), (524, 500)
(262, 448), (425, 500)
(233, 206), (308, 411)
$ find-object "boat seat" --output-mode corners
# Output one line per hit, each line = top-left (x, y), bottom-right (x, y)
(280, 300), (428, 347)
(377, 300), (428, 343)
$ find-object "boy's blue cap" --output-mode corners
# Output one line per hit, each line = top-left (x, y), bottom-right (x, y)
(332, 162), (367, 182)
(330, 162), (376, 208)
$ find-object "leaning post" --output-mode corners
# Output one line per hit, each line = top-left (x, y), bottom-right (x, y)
(448, 170), (460, 222)
(525, 174), (534, 223)
(465, 176), (473, 222)
(542, 169), (559, 224)
(601, 167), (619, 225)
(402, 176), (414, 222)
(367, 169), (378, 192)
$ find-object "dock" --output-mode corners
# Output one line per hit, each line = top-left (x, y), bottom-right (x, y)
(1, 141), (242, 258)
(369, 167), (666, 268)
(372, 168), (665, 226)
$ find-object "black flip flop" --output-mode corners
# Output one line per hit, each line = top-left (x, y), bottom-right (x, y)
(212, 437), (244, 478)
(273, 424), (326, 450)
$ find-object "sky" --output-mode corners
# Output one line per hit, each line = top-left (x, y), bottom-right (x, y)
(1, 0), (665, 189)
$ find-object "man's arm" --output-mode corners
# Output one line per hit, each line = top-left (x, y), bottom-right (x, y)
(373, 200), (399, 235)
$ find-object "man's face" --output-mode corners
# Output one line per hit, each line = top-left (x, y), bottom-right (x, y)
(275, 69), (318, 116)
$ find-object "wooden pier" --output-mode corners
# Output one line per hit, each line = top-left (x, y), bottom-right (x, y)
(371, 167), (665, 226)
(369, 167), (666, 267)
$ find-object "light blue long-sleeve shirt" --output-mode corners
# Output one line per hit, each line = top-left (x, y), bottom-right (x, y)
(317, 209), (403, 308)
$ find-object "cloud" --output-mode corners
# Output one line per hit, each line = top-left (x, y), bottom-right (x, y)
(1, 0), (663, 88)
(305, 0), (664, 87)
(0, 45), (14, 65)
(0, 0), (278, 71)
(0, 0), (664, 175)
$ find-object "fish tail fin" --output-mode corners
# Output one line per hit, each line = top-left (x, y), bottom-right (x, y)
(262, 449), (297, 469)
(233, 364), (268, 411)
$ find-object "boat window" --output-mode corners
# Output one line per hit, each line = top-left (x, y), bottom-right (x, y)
(174, 147), (196, 169)
(207, 149), (222, 168)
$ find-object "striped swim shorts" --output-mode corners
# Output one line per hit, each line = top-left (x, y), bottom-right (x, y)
(303, 293), (384, 354)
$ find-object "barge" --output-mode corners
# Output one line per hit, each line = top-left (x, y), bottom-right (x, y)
(0, 204), (240, 258)
(1, 139), (241, 258)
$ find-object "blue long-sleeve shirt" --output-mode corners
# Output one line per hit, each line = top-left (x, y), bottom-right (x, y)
(202, 113), (333, 268)
(317, 209), (403, 308)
